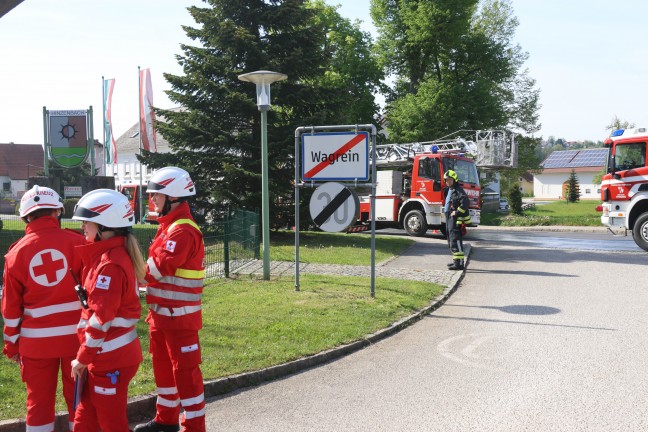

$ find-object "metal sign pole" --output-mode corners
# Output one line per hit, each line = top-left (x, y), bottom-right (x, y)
(294, 128), (301, 291)
(370, 127), (377, 298)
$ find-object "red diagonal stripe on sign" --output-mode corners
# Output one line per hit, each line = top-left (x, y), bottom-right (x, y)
(305, 134), (366, 179)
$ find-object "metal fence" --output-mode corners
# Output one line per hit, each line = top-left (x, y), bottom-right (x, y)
(0, 208), (259, 283)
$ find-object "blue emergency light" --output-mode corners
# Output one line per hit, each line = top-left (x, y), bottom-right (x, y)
(611, 129), (625, 137)
(430, 145), (439, 153)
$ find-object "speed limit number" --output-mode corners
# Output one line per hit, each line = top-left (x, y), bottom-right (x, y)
(309, 182), (360, 232)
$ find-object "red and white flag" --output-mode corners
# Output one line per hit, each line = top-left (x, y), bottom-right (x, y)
(139, 68), (157, 152)
(103, 78), (117, 163)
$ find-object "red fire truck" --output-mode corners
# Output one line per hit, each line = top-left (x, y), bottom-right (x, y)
(598, 127), (648, 250)
(116, 183), (158, 224)
(357, 130), (516, 236)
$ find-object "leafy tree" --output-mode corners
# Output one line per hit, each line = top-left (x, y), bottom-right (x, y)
(372, 0), (540, 142)
(141, 0), (383, 225)
(565, 169), (580, 203)
(606, 115), (635, 134)
(508, 182), (522, 215)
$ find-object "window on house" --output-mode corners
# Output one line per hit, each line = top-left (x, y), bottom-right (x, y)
(585, 189), (591, 194)
(3, 182), (10, 191)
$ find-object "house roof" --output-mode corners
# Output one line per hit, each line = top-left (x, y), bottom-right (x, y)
(114, 108), (182, 158)
(0, 143), (44, 179)
(541, 148), (607, 169)
(114, 122), (172, 157)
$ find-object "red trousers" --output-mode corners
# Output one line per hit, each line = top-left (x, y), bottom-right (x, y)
(21, 355), (75, 431)
(150, 327), (205, 432)
(73, 364), (139, 432)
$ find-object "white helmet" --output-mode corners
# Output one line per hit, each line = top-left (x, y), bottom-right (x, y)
(72, 189), (135, 228)
(19, 185), (63, 217)
(147, 167), (196, 197)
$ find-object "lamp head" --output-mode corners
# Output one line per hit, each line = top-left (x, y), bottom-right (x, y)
(238, 70), (287, 111)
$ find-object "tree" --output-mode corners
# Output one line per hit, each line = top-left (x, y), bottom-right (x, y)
(508, 182), (522, 215)
(565, 169), (581, 203)
(143, 0), (383, 224)
(606, 115), (635, 135)
(372, 0), (540, 142)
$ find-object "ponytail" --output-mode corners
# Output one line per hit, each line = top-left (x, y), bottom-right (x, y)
(125, 233), (146, 281)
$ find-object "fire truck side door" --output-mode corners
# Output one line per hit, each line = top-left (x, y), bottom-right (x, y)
(414, 157), (441, 199)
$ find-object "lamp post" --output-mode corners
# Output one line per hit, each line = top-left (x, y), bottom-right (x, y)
(238, 70), (287, 280)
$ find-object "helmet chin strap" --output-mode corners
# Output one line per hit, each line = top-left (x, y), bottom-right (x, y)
(160, 196), (187, 216)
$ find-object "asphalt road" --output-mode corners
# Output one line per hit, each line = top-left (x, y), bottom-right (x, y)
(203, 231), (648, 431)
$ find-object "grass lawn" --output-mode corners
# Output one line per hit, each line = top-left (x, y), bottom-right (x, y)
(0, 232), (441, 422)
(481, 200), (601, 227)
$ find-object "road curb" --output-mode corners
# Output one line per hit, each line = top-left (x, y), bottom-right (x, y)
(0, 249), (471, 432)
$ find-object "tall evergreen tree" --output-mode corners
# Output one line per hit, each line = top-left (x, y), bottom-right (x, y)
(566, 169), (581, 203)
(142, 0), (382, 224)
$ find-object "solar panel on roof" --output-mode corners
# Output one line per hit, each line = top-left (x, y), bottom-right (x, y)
(541, 149), (607, 168)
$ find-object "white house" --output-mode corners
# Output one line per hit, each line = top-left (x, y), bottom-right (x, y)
(534, 148), (607, 200)
(105, 122), (172, 187)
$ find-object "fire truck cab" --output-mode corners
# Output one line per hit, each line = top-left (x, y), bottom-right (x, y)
(599, 127), (648, 250)
(116, 183), (158, 224)
(358, 147), (480, 236)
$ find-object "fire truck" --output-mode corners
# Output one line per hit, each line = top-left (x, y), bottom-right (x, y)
(357, 130), (517, 236)
(598, 127), (648, 250)
(116, 183), (158, 224)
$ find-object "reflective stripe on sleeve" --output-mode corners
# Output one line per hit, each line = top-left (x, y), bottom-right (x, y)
(85, 334), (106, 348)
(2, 317), (21, 327)
(148, 257), (163, 280)
(98, 329), (138, 354)
(3, 333), (19, 343)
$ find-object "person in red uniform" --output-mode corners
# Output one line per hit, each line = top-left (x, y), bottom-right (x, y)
(134, 167), (205, 432)
(2, 185), (84, 432)
(70, 189), (146, 432)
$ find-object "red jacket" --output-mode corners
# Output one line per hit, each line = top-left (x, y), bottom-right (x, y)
(2, 216), (84, 359)
(75, 236), (142, 369)
(144, 202), (204, 330)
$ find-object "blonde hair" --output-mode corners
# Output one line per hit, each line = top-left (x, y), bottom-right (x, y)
(125, 233), (146, 281)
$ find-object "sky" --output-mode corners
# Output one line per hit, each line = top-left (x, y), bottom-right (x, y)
(1, 0), (647, 148)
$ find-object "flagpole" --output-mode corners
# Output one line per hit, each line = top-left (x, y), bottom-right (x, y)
(102, 76), (107, 175)
(138, 66), (144, 224)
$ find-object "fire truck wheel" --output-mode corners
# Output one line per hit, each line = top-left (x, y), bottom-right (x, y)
(404, 209), (428, 237)
(632, 212), (648, 251)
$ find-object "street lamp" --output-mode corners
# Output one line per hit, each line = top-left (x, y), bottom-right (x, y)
(238, 70), (288, 280)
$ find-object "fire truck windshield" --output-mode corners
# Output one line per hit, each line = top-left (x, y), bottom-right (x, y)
(442, 157), (479, 185)
(612, 142), (646, 172)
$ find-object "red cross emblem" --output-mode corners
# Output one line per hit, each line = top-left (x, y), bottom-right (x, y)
(29, 249), (68, 287)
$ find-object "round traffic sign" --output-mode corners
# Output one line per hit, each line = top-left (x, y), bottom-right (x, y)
(309, 182), (360, 232)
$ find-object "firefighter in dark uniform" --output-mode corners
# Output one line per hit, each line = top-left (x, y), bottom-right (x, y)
(443, 170), (471, 270)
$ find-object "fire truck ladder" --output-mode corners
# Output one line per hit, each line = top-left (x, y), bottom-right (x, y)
(371, 130), (517, 169)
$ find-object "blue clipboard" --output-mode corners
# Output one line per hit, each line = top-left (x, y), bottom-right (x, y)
(73, 369), (87, 410)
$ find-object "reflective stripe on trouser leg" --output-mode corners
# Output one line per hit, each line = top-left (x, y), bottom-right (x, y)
(150, 328), (182, 425)
(177, 367), (206, 432)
